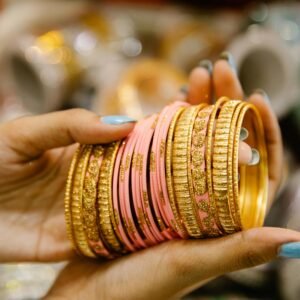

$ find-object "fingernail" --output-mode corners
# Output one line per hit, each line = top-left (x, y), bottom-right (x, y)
(198, 59), (213, 75)
(239, 127), (249, 141)
(253, 89), (271, 105)
(248, 148), (260, 166)
(101, 115), (136, 125)
(219, 51), (237, 72)
(278, 242), (300, 259)
(180, 85), (189, 95)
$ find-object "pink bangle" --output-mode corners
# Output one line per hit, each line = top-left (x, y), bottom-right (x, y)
(113, 139), (136, 252)
(119, 122), (147, 249)
(156, 101), (189, 238)
(131, 117), (157, 245)
(138, 114), (166, 243)
(193, 105), (222, 236)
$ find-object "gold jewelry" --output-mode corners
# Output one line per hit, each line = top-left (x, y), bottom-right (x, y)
(206, 97), (228, 233)
(64, 146), (81, 252)
(233, 103), (268, 229)
(166, 106), (188, 236)
(213, 100), (241, 233)
(82, 145), (106, 253)
(98, 142), (123, 253)
(71, 145), (96, 258)
(173, 105), (203, 238)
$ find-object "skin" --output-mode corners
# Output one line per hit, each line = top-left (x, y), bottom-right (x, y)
(0, 59), (296, 300)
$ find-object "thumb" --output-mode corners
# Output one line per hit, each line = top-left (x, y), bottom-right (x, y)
(1, 109), (135, 160)
(115, 227), (300, 299)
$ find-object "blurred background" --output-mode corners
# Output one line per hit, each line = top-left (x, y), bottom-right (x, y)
(0, 0), (299, 299)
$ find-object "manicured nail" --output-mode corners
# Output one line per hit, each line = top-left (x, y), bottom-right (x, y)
(278, 242), (300, 259)
(253, 89), (271, 105)
(248, 148), (260, 166)
(180, 85), (189, 95)
(101, 115), (136, 125)
(219, 51), (237, 72)
(239, 127), (249, 141)
(198, 59), (213, 75)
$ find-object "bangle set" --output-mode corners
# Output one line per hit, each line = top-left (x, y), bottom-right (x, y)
(65, 97), (268, 258)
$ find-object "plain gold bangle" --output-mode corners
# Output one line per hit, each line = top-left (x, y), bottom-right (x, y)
(233, 103), (268, 229)
(64, 146), (81, 252)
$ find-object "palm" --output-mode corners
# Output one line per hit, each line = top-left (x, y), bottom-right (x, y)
(0, 145), (75, 262)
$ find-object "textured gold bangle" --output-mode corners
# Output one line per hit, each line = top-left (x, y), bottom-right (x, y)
(206, 97), (228, 233)
(213, 100), (241, 233)
(82, 145), (106, 254)
(71, 145), (96, 258)
(166, 106), (188, 237)
(187, 104), (207, 236)
(173, 105), (203, 238)
(227, 101), (248, 229)
(64, 146), (81, 252)
(98, 142), (123, 253)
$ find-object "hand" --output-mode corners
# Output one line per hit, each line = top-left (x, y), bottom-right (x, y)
(0, 109), (134, 262)
(45, 57), (299, 300)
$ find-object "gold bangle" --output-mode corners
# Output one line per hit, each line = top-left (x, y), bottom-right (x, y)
(173, 105), (203, 238)
(206, 97), (228, 233)
(71, 145), (96, 258)
(166, 106), (188, 236)
(64, 146), (81, 252)
(227, 102), (248, 229)
(233, 103), (268, 229)
(82, 145), (106, 253)
(213, 100), (241, 233)
(187, 104), (207, 236)
(98, 142), (123, 254)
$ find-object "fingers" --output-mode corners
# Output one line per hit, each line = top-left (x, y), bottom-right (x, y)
(213, 56), (244, 101)
(125, 227), (300, 299)
(47, 227), (300, 300)
(188, 61), (212, 105)
(248, 91), (284, 203)
(1, 109), (135, 160)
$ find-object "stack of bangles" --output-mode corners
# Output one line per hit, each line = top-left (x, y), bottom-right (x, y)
(65, 97), (268, 258)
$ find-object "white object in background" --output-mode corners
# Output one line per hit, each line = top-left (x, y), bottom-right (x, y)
(229, 26), (299, 118)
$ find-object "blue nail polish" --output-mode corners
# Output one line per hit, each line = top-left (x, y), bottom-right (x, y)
(101, 115), (136, 125)
(198, 59), (213, 75)
(220, 51), (237, 73)
(279, 242), (300, 258)
(253, 89), (271, 105)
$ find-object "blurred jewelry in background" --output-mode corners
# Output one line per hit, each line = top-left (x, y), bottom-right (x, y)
(228, 3), (300, 118)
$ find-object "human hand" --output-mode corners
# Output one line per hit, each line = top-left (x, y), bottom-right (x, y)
(44, 55), (298, 300)
(0, 110), (135, 262)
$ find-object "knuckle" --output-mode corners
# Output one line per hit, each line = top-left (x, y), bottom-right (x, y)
(67, 108), (89, 119)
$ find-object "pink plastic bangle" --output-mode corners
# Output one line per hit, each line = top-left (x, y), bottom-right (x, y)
(138, 114), (166, 242)
(192, 105), (222, 237)
(113, 139), (136, 252)
(131, 117), (157, 245)
(156, 101), (189, 238)
(119, 122), (148, 248)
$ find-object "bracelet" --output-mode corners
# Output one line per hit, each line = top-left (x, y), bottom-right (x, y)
(173, 105), (203, 238)
(213, 100), (241, 233)
(191, 105), (221, 237)
(71, 145), (96, 258)
(98, 142), (123, 254)
(83, 145), (113, 257)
